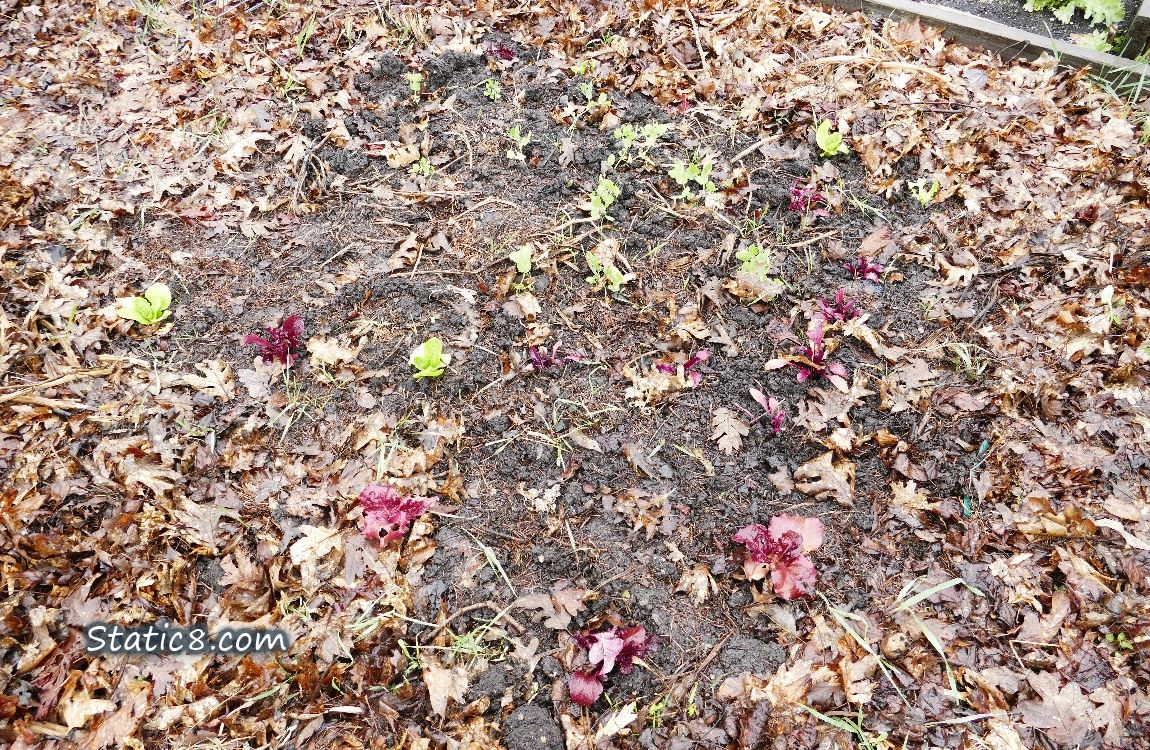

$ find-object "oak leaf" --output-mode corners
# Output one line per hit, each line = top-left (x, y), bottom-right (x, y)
(793, 452), (855, 506)
(711, 407), (749, 455)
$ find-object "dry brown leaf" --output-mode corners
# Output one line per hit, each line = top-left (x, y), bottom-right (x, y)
(307, 336), (360, 368)
(423, 658), (468, 717)
(890, 480), (932, 510)
(623, 366), (689, 404)
(181, 359), (235, 401)
(615, 489), (672, 539)
(675, 564), (717, 604)
(794, 452), (855, 506)
(711, 407), (749, 455)
(61, 689), (117, 730)
(1016, 671), (1098, 746)
(621, 443), (674, 479)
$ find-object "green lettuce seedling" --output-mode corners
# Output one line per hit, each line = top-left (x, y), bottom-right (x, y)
(508, 245), (533, 274)
(909, 177), (940, 206)
(815, 120), (848, 157)
(410, 337), (450, 378)
(115, 283), (172, 325)
(585, 252), (633, 293)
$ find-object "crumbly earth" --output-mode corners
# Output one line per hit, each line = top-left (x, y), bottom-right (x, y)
(2, 2), (1149, 750)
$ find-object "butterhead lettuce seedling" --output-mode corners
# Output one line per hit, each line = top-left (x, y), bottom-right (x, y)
(507, 245), (533, 274)
(815, 119), (849, 157)
(115, 282), (172, 325)
(733, 515), (824, 599)
(410, 337), (450, 378)
(568, 625), (657, 706)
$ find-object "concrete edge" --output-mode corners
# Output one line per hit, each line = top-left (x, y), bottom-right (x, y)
(1125, 0), (1150, 59)
(820, 0), (1150, 83)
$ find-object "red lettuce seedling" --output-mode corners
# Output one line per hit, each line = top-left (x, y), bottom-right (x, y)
(486, 41), (516, 61)
(788, 179), (830, 217)
(844, 255), (885, 283)
(655, 349), (710, 386)
(816, 289), (860, 323)
(732, 515), (824, 600)
(767, 318), (848, 391)
(528, 341), (584, 372)
(358, 483), (431, 545)
(568, 626), (657, 707)
(242, 315), (304, 365)
(747, 388), (786, 435)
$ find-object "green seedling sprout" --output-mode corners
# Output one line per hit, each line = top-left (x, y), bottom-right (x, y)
(585, 253), (633, 293)
(909, 177), (940, 206)
(507, 245), (532, 274)
(409, 157), (435, 177)
(815, 119), (849, 157)
(406, 72), (423, 103)
(409, 337), (450, 378)
(115, 282), (172, 325)
(506, 124), (532, 162)
(735, 243), (771, 277)
(483, 79), (502, 101)
(668, 151), (716, 201)
(589, 175), (621, 221)
(608, 122), (669, 168)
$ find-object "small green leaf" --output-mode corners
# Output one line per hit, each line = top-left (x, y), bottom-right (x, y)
(115, 282), (172, 325)
(409, 337), (450, 378)
(668, 160), (691, 186)
(507, 246), (533, 275)
(815, 119), (848, 157)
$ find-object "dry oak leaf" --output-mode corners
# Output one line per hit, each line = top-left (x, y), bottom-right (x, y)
(794, 452), (855, 506)
(711, 407), (750, 455)
(675, 564), (718, 604)
(1015, 671), (1099, 746)
(76, 680), (151, 750)
(840, 316), (907, 362)
(514, 584), (590, 630)
(423, 658), (469, 717)
(181, 359), (235, 401)
(624, 366), (688, 404)
(307, 336), (360, 368)
(61, 688), (116, 730)
(890, 480), (932, 510)
(364, 140), (420, 167)
(857, 225), (897, 260)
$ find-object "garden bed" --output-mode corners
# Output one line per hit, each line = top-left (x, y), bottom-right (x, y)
(3, 2), (1149, 750)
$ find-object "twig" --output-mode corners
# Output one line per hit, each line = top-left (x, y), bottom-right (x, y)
(417, 601), (526, 645)
(732, 134), (783, 163)
(0, 366), (116, 407)
(291, 132), (332, 212)
(667, 632), (732, 703)
(685, 6), (711, 78)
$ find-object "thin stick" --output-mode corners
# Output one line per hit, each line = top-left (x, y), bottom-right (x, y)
(418, 600), (526, 645)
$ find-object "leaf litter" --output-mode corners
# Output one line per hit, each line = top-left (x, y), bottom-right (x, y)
(2, 1), (1149, 749)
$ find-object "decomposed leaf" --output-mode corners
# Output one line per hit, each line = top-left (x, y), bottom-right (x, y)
(182, 359), (235, 401)
(711, 407), (749, 455)
(594, 702), (639, 742)
(422, 658), (468, 717)
(675, 564), (717, 604)
(793, 452), (855, 506)
(307, 336), (360, 368)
